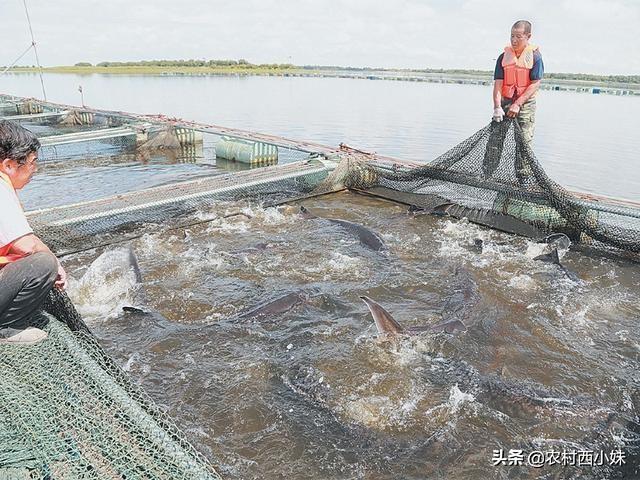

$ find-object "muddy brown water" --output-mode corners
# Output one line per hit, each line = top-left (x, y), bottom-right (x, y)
(64, 192), (640, 479)
(6, 73), (638, 477)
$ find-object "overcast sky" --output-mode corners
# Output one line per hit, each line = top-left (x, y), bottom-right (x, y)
(1, 0), (639, 75)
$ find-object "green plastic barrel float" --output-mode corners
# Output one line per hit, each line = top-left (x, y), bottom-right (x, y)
(16, 101), (43, 115)
(215, 136), (278, 165)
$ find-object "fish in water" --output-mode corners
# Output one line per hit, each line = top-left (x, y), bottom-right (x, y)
(280, 353), (613, 448)
(360, 265), (479, 335)
(360, 296), (467, 335)
(471, 238), (484, 254)
(427, 360), (613, 426)
(272, 363), (430, 475)
(239, 291), (309, 320)
(122, 245), (149, 314)
(534, 248), (580, 282)
(441, 265), (481, 325)
(534, 234), (579, 281)
(299, 205), (386, 252)
(408, 203), (545, 239)
(75, 245), (149, 315)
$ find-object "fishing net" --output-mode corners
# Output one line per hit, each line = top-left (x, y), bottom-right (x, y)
(16, 100), (44, 115)
(0, 289), (221, 479)
(37, 126), (140, 165)
(57, 110), (105, 127)
(319, 120), (640, 254)
(29, 157), (330, 255)
(26, 114), (640, 256)
(4, 94), (640, 479)
(138, 127), (181, 150)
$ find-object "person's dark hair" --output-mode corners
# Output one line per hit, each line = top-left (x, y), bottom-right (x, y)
(512, 20), (532, 34)
(0, 120), (41, 164)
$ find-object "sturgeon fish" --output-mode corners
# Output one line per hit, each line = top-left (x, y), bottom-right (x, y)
(360, 296), (467, 335)
(533, 233), (579, 281)
(238, 291), (309, 319)
(300, 205), (386, 252)
(76, 245), (150, 315)
(122, 245), (150, 314)
(360, 265), (479, 335)
(408, 203), (545, 239)
(280, 351), (614, 445)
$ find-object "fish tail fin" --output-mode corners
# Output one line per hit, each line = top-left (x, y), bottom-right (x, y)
(534, 248), (562, 266)
(431, 203), (455, 216)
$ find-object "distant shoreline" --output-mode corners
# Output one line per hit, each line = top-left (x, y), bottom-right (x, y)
(6, 65), (640, 92)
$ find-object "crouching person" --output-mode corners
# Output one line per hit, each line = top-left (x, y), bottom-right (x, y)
(0, 120), (67, 345)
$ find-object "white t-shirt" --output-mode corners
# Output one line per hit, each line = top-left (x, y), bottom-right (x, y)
(0, 178), (32, 248)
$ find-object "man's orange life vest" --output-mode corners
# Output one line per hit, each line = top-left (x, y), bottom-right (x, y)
(0, 171), (26, 267)
(501, 44), (539, 100)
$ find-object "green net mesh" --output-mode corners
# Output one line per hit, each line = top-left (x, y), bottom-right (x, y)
(29, 157), (330, 255)
(0, 290), (221, 480)
(322, 119), (640, 254)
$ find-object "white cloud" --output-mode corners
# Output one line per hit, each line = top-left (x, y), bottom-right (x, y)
(0, 0), (638, 74)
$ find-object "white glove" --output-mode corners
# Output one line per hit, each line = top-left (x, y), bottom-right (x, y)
(492, 107), (504, 123)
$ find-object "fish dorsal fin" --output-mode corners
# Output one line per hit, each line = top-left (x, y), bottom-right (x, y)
(360, 296), (404, 335)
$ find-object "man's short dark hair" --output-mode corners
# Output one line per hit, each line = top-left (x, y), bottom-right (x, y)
(0, 120), (40, 164)
(512, 20), (532, 34)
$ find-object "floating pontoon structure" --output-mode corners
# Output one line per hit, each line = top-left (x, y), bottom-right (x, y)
(3, 92), (639, 254)
(30, 158), (331, 254)
(38, 126), (140, 146)
(0, 110), (69, 121)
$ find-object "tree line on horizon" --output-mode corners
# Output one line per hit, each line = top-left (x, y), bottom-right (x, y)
(8, 59), (639, 84)
(75, 59), (295, 69)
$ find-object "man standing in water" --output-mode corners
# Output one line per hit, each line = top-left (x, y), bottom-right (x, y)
(484, 20), (544, 180)
(0, 120), (66, 345)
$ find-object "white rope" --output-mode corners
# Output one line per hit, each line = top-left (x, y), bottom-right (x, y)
(22, 0), (47, 101)
(0, 43), (34, 75)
